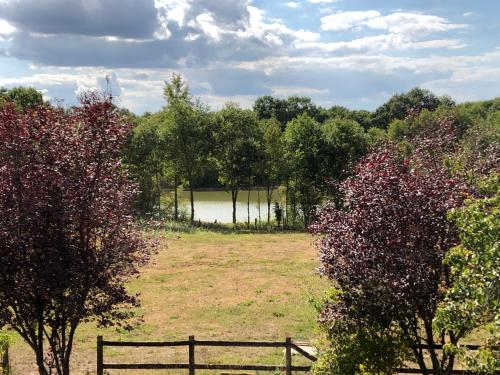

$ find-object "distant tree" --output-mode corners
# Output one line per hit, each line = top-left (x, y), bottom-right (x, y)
(286, 96), (320, 124)
(311, 121), (469, 374)
(372, 87), (455, 128)
(254, 95), (320, 129)
(366, 126), (388, 146)
(450, 111), (500, 183)
(253, 95), (279, 121)
(455, 97), (500, 120)
(258, 117), (284, 224)
(0, 94), (151, 375)
(212, 103), (259, 224)
(163, 73), (191, 104)
(162, 73), (210, 223)
(163, 103), (210, 223)
(0, 86), (45, 110)
(125, 112), (166, 214)
(325, 106), (373, 129)
(284, 114), (323, 227)
(320, 118), (368, 191)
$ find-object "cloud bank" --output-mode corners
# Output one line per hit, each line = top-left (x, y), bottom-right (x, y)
(0, 0), (497, 113)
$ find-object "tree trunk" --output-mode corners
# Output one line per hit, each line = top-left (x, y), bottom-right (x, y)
(174, 176), (178, 220)
(424, 317), (442, 374)
(36, 354), (49, 375)
(402, 322), (429, 375)
(231, 188), (238, 225)
(61, 323), (77, 375)
(189, 185), (195, 223)
(284, 180), (289, 228)
(257, 189), (261, 226)
(36, 312), (50, 375)
(266, 182), (271, 224)
(156, 172), (161, 212)
(247, 184), (251, 228)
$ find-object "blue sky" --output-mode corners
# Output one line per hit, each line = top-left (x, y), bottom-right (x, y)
(0, 0), (499, 114)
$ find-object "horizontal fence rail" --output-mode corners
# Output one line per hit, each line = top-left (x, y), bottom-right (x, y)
(97, 336), (499, 374)
(97, 335), (316, 374)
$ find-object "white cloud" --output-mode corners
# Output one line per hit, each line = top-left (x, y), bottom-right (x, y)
(230, 49), (500, 78)
(363, 12), (466, 36)
(296, 35), (465, 52)
(236, 6), (319, 46)
(271, 86), (329, 97)
(321, 10), (466, 35)
(316, 10), (467, 53)
(188, 12), (222, 41)
(154, 0), (189, 27)
(319, 7), (335, 14)
(321, 10), (380, 31)
(308, 0), (336, 4)
(0, 19), (15, 35)
(286, 2), (300, 9)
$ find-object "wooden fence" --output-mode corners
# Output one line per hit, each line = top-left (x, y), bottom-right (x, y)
(97, 337), (499, 374)
(97, 336), (317, 375)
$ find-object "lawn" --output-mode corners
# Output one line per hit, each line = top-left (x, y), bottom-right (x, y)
(8, 230), (327, 374)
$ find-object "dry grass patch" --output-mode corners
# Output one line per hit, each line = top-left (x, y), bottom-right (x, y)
(9, 231), (325, 374)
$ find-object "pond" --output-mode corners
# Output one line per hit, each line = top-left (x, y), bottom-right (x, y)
(177, 188), (283, 224)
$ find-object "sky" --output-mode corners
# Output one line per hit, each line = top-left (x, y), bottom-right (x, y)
(0, 0), (499, 114)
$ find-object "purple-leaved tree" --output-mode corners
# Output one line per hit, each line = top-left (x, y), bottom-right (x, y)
(0, 93), (152, 375)
(311, 118), (470, 374)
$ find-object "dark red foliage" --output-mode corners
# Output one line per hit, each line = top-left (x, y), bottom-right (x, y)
(311, 120), (470, 373)
(0, 93), (152, 375)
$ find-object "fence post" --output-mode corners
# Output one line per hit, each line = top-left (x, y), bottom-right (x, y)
(285, 337), (292, 375)
(189, 335), (195, 375)
(97, 335), (103, 375)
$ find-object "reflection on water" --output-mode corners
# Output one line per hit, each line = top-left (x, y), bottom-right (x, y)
(178, 189), (282, 224)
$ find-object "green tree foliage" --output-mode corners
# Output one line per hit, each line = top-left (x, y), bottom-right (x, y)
(258, 117), (284, 223)
(124, 112), (166, 215)
(0, 86), (45, 110)
(325, 105), (373, 129)
(373, 87), (455, 128)
(0, 330), (9, 374)
(321, 118), (369, 187)
(434, 174), (500, 374)
(455, 97), (500, 121)
(162, 74), (211, 222)
(284, 114), (323, 227)
(448, 111), (500, 184)
(212, 103), (260, 224)
(314, 290), (411, 375)
(253, 95), (320, 129)
(366, 127), (388, 146)
(163, 73), (191, 105)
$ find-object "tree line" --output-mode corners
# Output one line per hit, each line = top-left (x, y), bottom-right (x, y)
(1, 81), (498, 229)
(126, 74), (484, 227)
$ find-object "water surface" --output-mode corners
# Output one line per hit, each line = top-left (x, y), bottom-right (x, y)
(178, 189), (282, 223)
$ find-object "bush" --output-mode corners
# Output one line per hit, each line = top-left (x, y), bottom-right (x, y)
(313, 290), (411, 375)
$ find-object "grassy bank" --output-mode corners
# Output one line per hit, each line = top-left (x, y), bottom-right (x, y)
(8, 230), (326, 374)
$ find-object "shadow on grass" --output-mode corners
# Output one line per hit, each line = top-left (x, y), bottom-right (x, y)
(136, 217), (306, 235)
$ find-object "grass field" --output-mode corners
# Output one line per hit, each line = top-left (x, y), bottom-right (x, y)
(8, 230), (326, 374)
